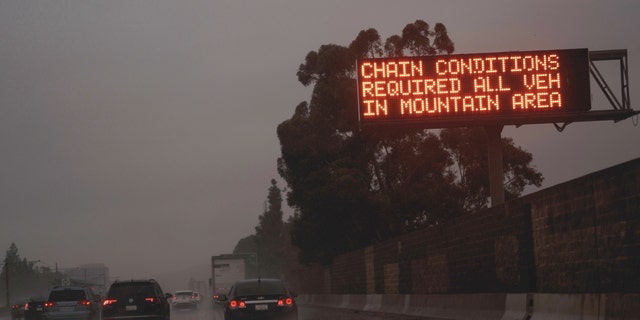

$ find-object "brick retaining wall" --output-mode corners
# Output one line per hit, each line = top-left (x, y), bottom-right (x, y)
(288, 158), (640, 295)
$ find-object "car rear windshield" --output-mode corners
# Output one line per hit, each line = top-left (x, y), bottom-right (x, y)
(175, 292), (192, 296)
(108, 283), (156, 300)
(49, 289), (86, 301)
(234, 281), (286, 296)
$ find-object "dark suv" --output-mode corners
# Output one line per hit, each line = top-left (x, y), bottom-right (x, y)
(44, 286), (99, 320)
(102, 279), (171, 320)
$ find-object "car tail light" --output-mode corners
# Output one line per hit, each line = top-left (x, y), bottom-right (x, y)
(277, 297), (294, 307)
(213, 295), (219, 300)
(24, 303), (29, 311)
(78, 300), (92, 306)
(145, 297), (158, 303)
(102, 299), (117, 306)
(228, 300), (246, 309)
(44, 301), (55, 308)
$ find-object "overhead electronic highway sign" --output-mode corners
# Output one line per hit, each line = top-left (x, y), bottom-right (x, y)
(357, 48), (591, 127)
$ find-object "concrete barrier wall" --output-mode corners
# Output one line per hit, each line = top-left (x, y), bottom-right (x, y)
(299, 293), (514, 320)
(501, 293), (530, 320)
(530, 294), (640, 320)
(298, 293), (640, 320)
(530, 294), (602, 320)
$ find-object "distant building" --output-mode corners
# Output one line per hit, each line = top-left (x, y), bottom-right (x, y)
(63, 263), (109, 294)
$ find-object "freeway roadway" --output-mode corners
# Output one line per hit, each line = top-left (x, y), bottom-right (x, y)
(173, 304), (423, 320)
(0, 302), (424, 320)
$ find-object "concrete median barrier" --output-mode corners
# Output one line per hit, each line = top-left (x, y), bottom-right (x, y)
(530, 294), (602, 320)
(501, 293), (531, 320)
(407, 293), (507, 319)
(298, 293), (639, 319)
(300, 293), (511, 319)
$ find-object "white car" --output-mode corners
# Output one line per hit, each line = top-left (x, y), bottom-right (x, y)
(172, 290), (198, 309)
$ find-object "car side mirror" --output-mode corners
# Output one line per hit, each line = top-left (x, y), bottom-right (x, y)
(217, 294), (228, 302)
(165, 293), (173, 300)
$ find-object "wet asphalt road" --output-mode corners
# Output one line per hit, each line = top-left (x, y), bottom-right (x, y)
(0, 301), (424, 320)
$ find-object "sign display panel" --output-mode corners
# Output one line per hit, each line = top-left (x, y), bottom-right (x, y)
(357, 48), (590, 126)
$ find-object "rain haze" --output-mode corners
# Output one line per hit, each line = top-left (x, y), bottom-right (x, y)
(1, 0), (638, 286)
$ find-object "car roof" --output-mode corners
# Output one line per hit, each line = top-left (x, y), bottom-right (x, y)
(51, 286), (88, 290)
(235, 278), (283, 285)
(111, 279), (158, 285)
(113, 279), (157, 283)
(231, 278), (288, 296)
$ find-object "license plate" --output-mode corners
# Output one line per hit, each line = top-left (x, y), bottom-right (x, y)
(60, 307), (74, 312)
(126, 305), (137, 311)
(255, 304), (268, 311)
(36, 307), (43, 311)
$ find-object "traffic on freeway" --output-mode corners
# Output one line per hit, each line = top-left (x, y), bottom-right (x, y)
(1, 275), (421, 320)
(1, 302), (419, 320)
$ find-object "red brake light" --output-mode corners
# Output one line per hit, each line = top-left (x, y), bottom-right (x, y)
(228, 300), (246, 309)
(145, 297), (157, 303)
(102, 299), (117, 306)
(278, 297), (294, 307)
(78, 300), (92, 306)
(24, 303), (29, 311)
(44, 301), (55, 308)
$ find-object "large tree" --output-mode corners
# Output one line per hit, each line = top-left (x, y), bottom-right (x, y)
(277, 20), (541, 264)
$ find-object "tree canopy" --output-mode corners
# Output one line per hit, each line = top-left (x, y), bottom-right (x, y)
(277, 20), (542, 264)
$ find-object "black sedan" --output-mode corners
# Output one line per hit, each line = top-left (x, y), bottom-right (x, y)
(24, 297), (47, 320)
(218, 278), (298, 320)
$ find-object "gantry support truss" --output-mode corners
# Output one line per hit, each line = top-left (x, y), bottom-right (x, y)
(489, 49), (637, 206)
(546, 49), (638, 131)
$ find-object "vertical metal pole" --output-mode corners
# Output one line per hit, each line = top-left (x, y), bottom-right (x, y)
(486, 125), (505, 206)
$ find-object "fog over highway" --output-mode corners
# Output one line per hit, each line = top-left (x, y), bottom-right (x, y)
(1, 0), (638, 281)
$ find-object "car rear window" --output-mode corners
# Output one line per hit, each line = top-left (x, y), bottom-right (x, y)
(175, 292), (192, 297)
(108, 283), (156, 299)
(234, 281), (286, 296)
(49, 289), (86, 301)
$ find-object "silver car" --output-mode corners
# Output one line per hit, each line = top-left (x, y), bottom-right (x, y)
(172, 290), (198, 309)
(44, 286), (99, 320)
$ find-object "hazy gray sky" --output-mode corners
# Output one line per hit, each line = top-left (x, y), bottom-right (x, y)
(1, 0), (638, 282)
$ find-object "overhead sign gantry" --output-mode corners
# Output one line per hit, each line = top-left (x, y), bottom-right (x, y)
(357, 48), (638, 206)
(358, 49), (636, 129)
